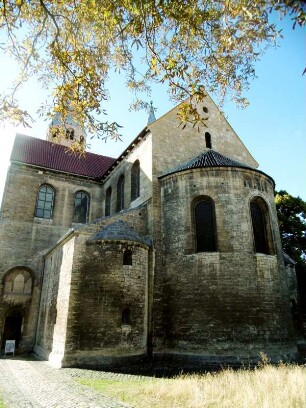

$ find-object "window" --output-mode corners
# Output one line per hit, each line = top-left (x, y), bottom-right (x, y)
(66, 128), (74, 140)
(123, 250), (132, 265)
(4, 270), (32, 295)
(131, 160), (140, 201)
(194, 198), (217, 252)
(73, 191), (89, 223)
(105, 187), (112, 216)
(122, 308), (130, 325)
(35, 184), (55, 219)
(250, 198), (272, 254)
(205, 132), (212, 149)
(51, 128), (59, 140)
(116, 175), (125, 212)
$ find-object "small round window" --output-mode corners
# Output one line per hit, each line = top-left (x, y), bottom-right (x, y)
(203, 107), (209, 114)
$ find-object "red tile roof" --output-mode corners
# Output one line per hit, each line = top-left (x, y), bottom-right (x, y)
(11, 134), (115, 179)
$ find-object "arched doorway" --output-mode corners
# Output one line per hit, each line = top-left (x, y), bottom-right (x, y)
(2, 310), (23, 349)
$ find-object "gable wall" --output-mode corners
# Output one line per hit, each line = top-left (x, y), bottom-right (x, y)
(149, 95), (258, 178)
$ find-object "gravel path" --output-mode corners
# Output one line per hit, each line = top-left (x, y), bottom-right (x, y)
(0, 355), (139, 408)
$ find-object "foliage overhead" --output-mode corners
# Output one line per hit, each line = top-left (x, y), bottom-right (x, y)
(275, 190), (306, 265)
(0, 0), (305, 144)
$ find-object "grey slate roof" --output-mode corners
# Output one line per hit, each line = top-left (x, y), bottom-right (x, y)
(159, 149), (256, 178)
(87, 220), (150, 246)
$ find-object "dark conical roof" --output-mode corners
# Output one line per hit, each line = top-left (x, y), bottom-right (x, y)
(159, 149), (258, 178)
(87, 220), (150, 246)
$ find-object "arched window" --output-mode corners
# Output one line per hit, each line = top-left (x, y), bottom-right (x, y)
(194, 198), (217, 252)
(205, 132), (212, 149)
(117, 175), (125, 212)
(250, 198), (272, 254)
(66, 128), (74, 140)
(123, 250), (132, 265)
(131, 160), (140, 201)
(35, 184), (55, 219)
(73, 191), (89, 223)
(122, 308), (130, 325)
(105, 187), (112, 216)
(4, 269), (32, 295)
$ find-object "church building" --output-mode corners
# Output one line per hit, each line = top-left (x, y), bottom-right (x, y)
(0, 95), (300, 367)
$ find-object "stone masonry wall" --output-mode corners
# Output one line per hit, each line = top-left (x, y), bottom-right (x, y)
(35, 204), (150, 367)
(156, 166), (296, 358)
(62, 239), (149, 367)
(149, 96), (258, 179)
(102, 133), (152, 219)
(34, 236), (75, 366)
(0, 162), (103, 351)
(147, 96), (260, 357)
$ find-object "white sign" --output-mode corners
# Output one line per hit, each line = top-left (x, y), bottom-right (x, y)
(4, 340), (15, 355)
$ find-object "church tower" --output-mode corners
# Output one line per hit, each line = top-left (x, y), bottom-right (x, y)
(47, 113), (87, 149)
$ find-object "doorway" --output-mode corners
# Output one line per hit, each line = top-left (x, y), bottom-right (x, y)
(2, 311), (23, 349)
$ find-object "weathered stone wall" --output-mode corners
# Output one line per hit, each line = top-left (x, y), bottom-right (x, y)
(156, 166), (296, 359)
(1, 163), (103, 227)
(0, 162), (103, 351)
(35, 204), (150, 367)
(34, 236), (75, 366)
(147, 96), (260, 358)
(102, 133), (152, 217)
(63, 239), (149, 367)
(149, 97), (258, 179)
(0, 267), (40, 352)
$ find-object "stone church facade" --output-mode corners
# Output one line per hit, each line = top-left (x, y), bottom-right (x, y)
(0, 95), (300, 367)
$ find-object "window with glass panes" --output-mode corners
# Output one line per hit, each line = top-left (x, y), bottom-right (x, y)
(35, 185), (54, 219)
(73, 191), (89, 223)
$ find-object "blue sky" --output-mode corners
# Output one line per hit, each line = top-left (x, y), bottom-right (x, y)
(0, 15), (305, 203)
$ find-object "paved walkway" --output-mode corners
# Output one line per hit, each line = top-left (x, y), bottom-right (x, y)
(0, 355), (142, 408)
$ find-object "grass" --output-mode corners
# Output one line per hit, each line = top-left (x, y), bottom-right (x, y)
(0, 392), (4, 408)
(77, 363), (306, 408)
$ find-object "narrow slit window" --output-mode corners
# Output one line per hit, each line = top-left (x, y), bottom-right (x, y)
(117, 175), (125, 212)
(131, 160), (140, 201)
(122, 308), (130, 325)
(105, 187), (112, 216)
(123, 250), (132, 265)
(205, 132), (212, 149)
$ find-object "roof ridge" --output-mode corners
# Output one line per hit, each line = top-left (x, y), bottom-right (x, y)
(14, 133), (115, 161)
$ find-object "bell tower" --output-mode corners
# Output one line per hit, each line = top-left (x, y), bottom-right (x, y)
(47, 113), (87, 150)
